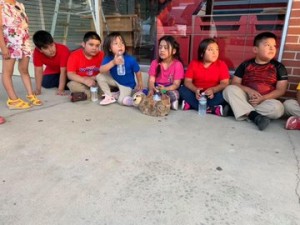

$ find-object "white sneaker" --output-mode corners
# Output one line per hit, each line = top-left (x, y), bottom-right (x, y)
(100, 95), (116, 105)
(171, 100), (179, 110)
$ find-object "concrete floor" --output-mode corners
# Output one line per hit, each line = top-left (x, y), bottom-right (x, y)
(0, 76), (300, 225)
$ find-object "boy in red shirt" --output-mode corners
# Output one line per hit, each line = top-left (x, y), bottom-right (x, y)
(33, 30), (70, 95)
(67, 31), (104, 100)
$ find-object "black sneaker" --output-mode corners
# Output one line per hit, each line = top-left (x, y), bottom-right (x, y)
(222, 104), (234, 117)
(253, 115), (270, 131)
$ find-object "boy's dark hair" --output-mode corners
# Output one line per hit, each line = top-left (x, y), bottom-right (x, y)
(83, 31), (101, 43)
(198, 38), (218, 61)
(32, 30), (54, 49)
(156, 35), (182, 77)
(253, 32), (277, 47)
(102, 32), (127, 56)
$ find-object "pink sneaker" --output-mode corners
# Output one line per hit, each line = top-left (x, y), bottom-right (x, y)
(100, 95), (116, 105)
(181, 100), (190, 110)
(285, 116), (300, 130)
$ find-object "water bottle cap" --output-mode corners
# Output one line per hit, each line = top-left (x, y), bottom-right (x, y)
(90, 86), (98, 92)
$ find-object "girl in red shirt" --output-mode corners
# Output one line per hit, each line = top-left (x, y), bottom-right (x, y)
(179, 38), (230, 116)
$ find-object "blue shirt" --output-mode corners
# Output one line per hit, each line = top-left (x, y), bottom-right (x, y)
(102, 54), (140, 89)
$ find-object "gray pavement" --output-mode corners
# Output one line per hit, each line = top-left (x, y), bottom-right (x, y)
(0, 76), (300, 225)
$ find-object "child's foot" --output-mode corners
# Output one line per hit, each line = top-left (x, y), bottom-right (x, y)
(0, 116), (5, 124)
(207, 105), (223, 116)
(285, 116), (300, 130)
(26, 95), (43, 106)
(171, 100), (179, 110)
(253, 115), (270, 131)
(122, 96), (134, 106)
(7, 98), (31, 110)
(181, 100), (190, 110)
(100, 95), (116, 105)
(111, 91), (120, 100)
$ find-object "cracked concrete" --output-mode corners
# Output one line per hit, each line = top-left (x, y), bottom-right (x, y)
(0, 76), (300, 225)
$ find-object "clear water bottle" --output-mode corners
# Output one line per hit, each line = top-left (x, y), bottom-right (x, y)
(90, 86), (98, 102)
(153, 90), (161, 101)
(117, 51), (125, 75)
(198, 93), (207, 116)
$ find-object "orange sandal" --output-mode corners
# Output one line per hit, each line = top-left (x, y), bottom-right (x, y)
(7, 98), (31, 110)
(26, 95), (43, 106)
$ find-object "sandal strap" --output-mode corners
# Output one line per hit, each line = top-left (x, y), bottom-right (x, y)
(7, 98), (31, 109)
(27, 95), (42, 106)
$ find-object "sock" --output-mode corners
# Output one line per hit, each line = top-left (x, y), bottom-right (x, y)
(248, 111), (260, 121)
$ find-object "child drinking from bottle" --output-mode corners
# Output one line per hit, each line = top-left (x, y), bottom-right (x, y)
(97, 32), (143, 106)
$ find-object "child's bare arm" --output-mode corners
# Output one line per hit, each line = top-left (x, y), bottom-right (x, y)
(135, 71), (143, 90)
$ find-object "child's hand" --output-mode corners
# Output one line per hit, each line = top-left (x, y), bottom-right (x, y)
(114, 54), (124, 65)
(136, 83), (143, 91)
(156, 84), (166, 92)
(56, 89), (68, 96)
(205, 88), (214, 99)
(195, 88), (203, 100)
(83, 77), (96, 87)
(2, 47), (11, 60)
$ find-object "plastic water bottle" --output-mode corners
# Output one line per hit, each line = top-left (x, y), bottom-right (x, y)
(90, 86), (98, 102)
(117, 51), (125, 75)
(153, 90), (161, 101)
(198, 93), (207, 116)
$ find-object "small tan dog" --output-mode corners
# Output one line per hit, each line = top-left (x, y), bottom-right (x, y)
(133, 92), (171, 117)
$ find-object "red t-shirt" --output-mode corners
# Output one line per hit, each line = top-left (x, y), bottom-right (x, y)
(33, 43), (70, 75)
(185, 59), (230, 90)
(67, 48), (104, 77)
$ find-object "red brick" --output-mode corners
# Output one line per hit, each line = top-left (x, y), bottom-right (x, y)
(284, 91), (297, 99)
(282, 60), (300, 67)
(297, 53), (300, 60)
(284, 43), (300, 51)
(289, 18), (300, 26)
(287, 27), (300, 35)
(287, 76), (300, 83)
(285, 35), (299, 43)
(293, 1), (300, 8)
(290, 83), (299, 91)
(294, 68), (300, 74)
(283, 52), (296, 59)
(291, 10), (300, 17)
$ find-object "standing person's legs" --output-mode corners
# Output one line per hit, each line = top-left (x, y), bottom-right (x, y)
(18, 57), (42, 106)
(2, 58), (18, 100)
(283, 99), (300, 117)
(223, 85), (254, 120)
(2, 58), (31, 109)
(178, 85), (198, 109)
